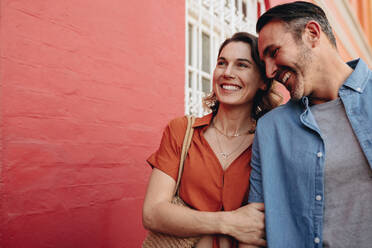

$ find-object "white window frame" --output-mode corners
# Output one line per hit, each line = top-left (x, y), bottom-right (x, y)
(185, 0), (266, 116)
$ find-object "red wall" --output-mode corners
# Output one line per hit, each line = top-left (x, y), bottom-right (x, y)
(0, 1), (185, 247)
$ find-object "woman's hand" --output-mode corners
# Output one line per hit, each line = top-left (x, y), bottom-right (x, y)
(238, 243), (262, 248)
(221, 203), (266, 247)
(194, 236), (213, 248)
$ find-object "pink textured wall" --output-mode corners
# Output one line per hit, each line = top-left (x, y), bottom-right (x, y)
(0, 1), (185, 247)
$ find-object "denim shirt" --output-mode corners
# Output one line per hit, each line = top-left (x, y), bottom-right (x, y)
(248, 59), (372, 248)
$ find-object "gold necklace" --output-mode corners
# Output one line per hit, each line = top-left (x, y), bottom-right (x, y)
(213, 126), (249, 159)
(212, 119), (256, 137)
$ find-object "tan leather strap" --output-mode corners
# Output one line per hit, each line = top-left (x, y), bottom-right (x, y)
(174, 115), (195, 196)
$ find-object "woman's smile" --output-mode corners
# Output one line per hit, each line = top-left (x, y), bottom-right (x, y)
(220, 83), (242, 91)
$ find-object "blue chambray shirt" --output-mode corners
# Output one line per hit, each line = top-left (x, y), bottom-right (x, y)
(248, 59), (372, 248)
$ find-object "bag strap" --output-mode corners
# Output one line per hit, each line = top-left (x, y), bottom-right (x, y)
(174, 115), (195, 196)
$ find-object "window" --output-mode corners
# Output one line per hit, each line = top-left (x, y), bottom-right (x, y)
(202, 32), (211, 73)
(185, 0), (266, 116)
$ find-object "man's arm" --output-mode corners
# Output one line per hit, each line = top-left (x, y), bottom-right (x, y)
(248, 130), (264, 203)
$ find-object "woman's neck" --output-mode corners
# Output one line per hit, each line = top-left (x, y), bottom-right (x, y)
(213, 104), (254, 136)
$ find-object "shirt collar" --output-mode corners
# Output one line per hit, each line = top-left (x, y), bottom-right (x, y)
(342, 58), (371, 93)
(192, 113), (213, 128)
(300, 58), (371, 108)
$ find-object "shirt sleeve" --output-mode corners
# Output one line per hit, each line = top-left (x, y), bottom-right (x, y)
(146, 117), (187, 181)
(248, 126), (264, 203)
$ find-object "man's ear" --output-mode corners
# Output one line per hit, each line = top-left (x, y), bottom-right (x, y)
(304, 21), (321, 47)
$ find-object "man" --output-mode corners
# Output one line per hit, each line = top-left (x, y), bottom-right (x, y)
(248, 1), (372, 247)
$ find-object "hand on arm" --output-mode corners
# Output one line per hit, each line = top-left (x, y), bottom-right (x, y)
(222, 203), (266, 247)
(142, 168), (266, 246)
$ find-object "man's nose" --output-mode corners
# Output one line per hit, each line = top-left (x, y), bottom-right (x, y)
(265, 61), (278, 79)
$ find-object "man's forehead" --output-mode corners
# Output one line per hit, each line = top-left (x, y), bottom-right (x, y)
(258, 21), (287, 55)
(258, 21), (285, 41)
(257, 27), (274, 58)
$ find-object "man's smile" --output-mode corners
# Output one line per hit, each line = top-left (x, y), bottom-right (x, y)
(275, 69), (293, 89)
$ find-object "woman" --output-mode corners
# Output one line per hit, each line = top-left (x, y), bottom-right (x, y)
(142, 32), (281, 247)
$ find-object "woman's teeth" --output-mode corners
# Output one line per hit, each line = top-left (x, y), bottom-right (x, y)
(221, 84), (240, 91)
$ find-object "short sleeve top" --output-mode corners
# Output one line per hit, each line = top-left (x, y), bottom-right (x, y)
(147, 113), (252, 212)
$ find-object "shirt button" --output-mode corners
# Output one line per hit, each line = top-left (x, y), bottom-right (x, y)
(316, 195), (322, 201)
(314, 237), (320, 244)
(356, 87), (361, 92)
(317, 152), (323, 158)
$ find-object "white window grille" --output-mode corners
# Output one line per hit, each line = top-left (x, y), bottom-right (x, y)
(185, 0), (266, 116)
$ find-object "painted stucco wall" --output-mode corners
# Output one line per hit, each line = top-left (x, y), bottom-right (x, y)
(0, 1), (185, 247)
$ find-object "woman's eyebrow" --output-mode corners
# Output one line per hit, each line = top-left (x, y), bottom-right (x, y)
(237, 58), (253, 65)
(218, 57), (252, 64)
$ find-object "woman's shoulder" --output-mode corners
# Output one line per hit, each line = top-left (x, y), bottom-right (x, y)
(168, 113), (212, 129)
(167, 116), (188, 133)
(163, 116), (189, 145)
(166, 114), (211, 139)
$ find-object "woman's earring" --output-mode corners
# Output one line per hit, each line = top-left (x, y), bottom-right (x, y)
(255, 105), (262, 116)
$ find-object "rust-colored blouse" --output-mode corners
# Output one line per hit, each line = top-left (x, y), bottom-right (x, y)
(147, 113), (252, 212)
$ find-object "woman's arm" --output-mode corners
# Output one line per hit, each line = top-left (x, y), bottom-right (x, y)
(142, 168), (266, 246)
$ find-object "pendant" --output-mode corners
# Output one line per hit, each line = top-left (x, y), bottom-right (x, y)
(220, 153), (228, 159)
